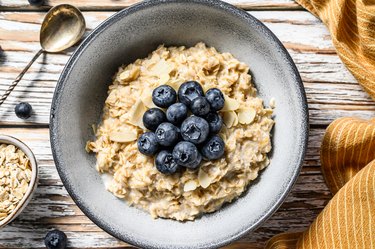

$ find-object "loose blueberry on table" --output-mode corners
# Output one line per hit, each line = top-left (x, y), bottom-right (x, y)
(15, 102), (32, 120)
(28, 0), (44, 6)
(44, 229), (67, 249)
(137, 81), (226, 174)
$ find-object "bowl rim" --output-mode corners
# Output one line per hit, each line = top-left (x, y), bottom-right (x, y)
(0, 135), (38, 229)
(50, 0), (309, 248)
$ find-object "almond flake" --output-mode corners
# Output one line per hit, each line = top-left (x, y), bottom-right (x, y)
(151, 59), (173, 76)
(233, 111), (239, 126)
(141, 90), (157, 108)
(237, 108), (256, 124)
(159, 74), (170, 85)
(127, 100), (147, 129)
(119, 66), (140, 82)
(198, 169), (212, 189)
(223, 111), (237, 128)
(183, 180), (198, 192)
(109, 130), (137, 143)
(221, 94), (240, 112)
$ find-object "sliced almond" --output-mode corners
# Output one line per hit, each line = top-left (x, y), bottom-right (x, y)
(233, 111), (239, 126)
(237, 108), (256, 124)
(119, 66), (140, 82)
(109, 130), (137, 143)
(219, 126), (228, 141)
(159, 74), (170, 85)
(151, 59), (173, 76)
(198, 169), (212, 189)
(221, 94), (240, 112)
(127, 100), (147, 129)
(183, 180), (198, 192)
(222, 111), (237, 128)
(141, 90), (157, 108)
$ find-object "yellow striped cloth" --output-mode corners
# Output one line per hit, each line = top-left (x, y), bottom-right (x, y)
(295, 0), (375, 99)
(264, 0), (375, 248)
(265, 118), (375, 249)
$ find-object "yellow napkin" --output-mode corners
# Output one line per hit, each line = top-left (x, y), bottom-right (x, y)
(265, 118), (375, 248)
(295, 0), (375, 99)
(264, 0), (375, 247)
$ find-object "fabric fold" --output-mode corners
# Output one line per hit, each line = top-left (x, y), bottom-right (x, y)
(265, 117), (375, 249)
(296, 0), (375, 99)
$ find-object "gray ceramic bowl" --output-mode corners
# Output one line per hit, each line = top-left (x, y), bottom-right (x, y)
(50, 0), (308, 248)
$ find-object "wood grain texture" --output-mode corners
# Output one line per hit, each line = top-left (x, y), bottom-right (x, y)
(0, 127), (330, 249)
(0, 4), (374, 249)
(0, 0), (301, 11)
(0, 11), (374, 126)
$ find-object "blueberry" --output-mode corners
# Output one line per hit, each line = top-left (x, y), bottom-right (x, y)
(143, 108), (166, 131)
(205, 88), (225, 111)
(155, 122), (179, 146)
(201, 135), (225, 160)
(180, 116), (209, 144)
(152, 85), (177, 108)
(190, 96), (211, 116)
(172, 141), (202, 169)
(15, 102), (32, 119)
(178, 81), (204, 106)
(137, 132), (159, 156)
(155, 150), (180, 174)
(44, 229), (67, 249)
(28, 0), (44, 6)
(205, 112), (223, 133)
(166, 103), (188, 125)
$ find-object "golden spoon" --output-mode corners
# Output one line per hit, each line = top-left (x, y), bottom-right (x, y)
(0, 4), (86, 105)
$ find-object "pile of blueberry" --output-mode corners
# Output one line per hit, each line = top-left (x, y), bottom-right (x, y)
(137, 81), (225, 174)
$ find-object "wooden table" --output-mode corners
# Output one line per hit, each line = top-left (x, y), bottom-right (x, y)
(0, 0), (374, 248)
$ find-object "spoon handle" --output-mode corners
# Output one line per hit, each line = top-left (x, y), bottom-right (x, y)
(0, 49), (44, 106)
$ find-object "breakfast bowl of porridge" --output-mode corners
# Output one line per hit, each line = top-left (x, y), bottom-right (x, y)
(50, 0), (308, 248)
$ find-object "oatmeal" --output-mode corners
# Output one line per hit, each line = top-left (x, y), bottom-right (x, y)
(0, 144), (32, 221)
(86, 43), (274, 221)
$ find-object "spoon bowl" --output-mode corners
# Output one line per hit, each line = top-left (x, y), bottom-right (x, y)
(0, 4), (86, 106)
(40, 4), (86, 52)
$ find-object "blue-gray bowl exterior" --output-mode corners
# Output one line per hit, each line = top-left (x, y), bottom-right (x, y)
(50, 0), (309, 248)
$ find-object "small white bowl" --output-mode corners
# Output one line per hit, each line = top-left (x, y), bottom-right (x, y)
(0, 135), (38, 228)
